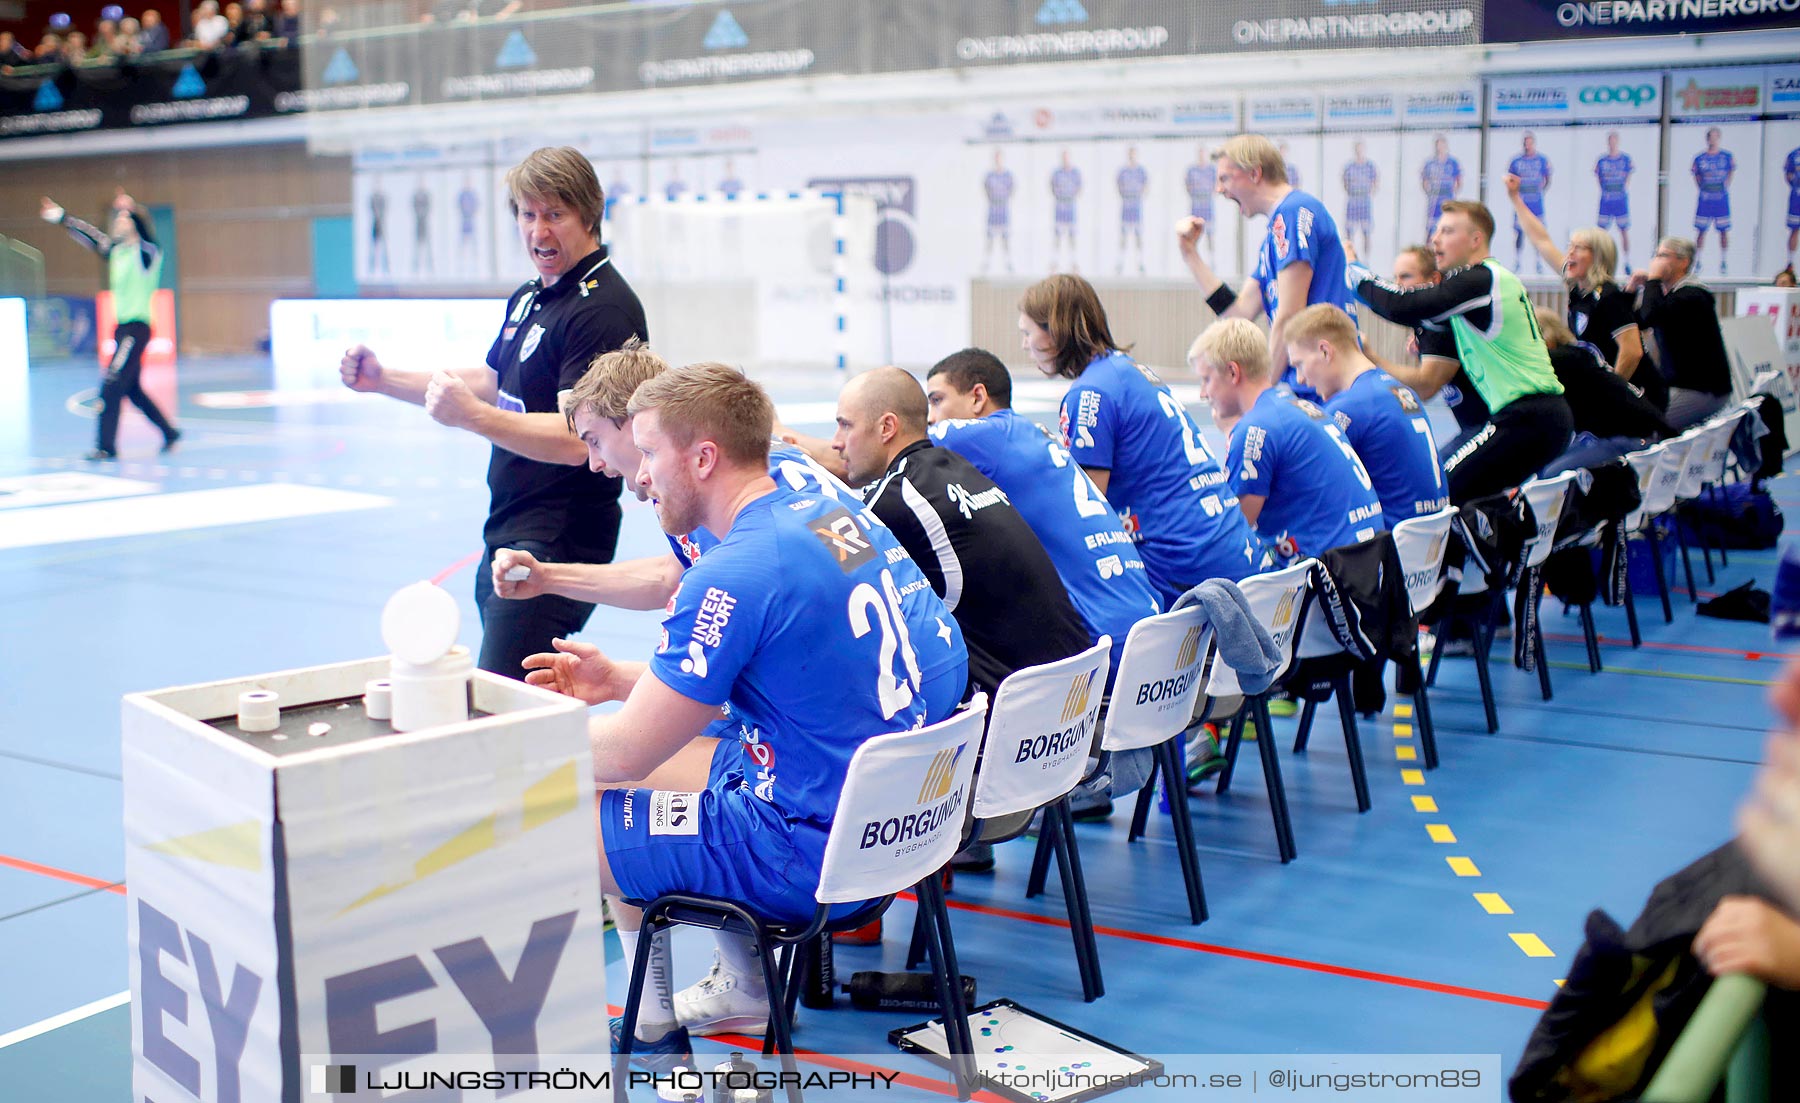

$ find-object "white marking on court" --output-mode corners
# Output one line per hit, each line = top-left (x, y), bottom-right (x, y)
(0, 484), (392, 550)
(0, 473), (159, 511)
(0, 991), (129, 1050)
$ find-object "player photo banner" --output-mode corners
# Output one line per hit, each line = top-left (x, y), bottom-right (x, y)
(1324, 92), (1401, 131)
(1400, 84), (1482, 128)
(1485, 0), (1800, 42)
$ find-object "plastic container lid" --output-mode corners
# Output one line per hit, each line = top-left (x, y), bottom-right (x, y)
(381, 581), (460, 666)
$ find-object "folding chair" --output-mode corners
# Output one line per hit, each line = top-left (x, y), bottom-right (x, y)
(944, 639), (1110, 1001)
(1424, 510), (1507, 734)
(1677, 410), (1751, 585)
(1633, 436), (1698, 624)
(1516, 472), (1579, 701)
(1198, 561), (1314, 863)
(1286, 560), (1377, 814)
(615, 699), (988, 1103)
(1387, 508), (1456, 768)
(1092, 606), (1213, 923)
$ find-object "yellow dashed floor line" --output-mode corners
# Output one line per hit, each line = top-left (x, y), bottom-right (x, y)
(1394, 712), (1555, 965)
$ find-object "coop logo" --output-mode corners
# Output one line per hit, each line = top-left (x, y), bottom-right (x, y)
(1579, 83), (1657, 107)
(1676, 78), (1760, 113)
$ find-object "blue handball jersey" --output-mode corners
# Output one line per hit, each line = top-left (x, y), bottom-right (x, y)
(650, 485), (968, 852)
(1510, 153), (1551, 198)
(1323, 369), (1449, 531)
(1052, 167), (1082, 205)
(665, 443), (863, 567)
(1788, 148), (1800, 193)
(1596, 153), (1632, 197)
(1254, 189), (1356, 398)
(1343, 160), (1378, 198)
(1185, 163), (1216, 209)
(930, 409), (1162, 665)
(1118, 164), (1148, 203)
(1693, 150), (1734, 196)
(1227, 387), (1384, 564)
(1421, 156), (1461, 200)
(985, 170), (1015, 207)
(1060, 352), (1267, 604)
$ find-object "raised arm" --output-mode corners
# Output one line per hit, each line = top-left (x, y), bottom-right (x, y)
(41, 197), (112, 256)
(1350, 261), (1495, 329)
(1505, 174), (1563, 272)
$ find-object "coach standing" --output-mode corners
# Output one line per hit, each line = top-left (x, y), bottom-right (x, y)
(341, 147), (645, 677)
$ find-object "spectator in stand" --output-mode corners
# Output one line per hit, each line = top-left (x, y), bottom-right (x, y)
(192, 1), (231, 47)
(117, 18), (144, 56)
(139, 9), (171, 52)
(33, 33), (63, 62)
(222, 3), (247, 43)
(64, 31), (91, 62)
(238, 0), (277, 40)
(0, 32), (31, 67)
(277, 0), (302, 39)
(1776, 267), (1798, 289)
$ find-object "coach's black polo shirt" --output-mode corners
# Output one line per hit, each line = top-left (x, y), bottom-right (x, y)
(861, 440), (1091, 698)
(483, 245), (646, 557)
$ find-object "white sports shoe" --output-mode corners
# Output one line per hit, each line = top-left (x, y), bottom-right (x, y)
(673, 953), (769, 1036)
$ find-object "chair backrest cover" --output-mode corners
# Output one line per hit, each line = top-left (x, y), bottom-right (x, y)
(1206, 560), (1313, 699)
(1519, 472), (1579, 570)
(1623, 443), (1665, 533)
(1641, 436), (1695, 519)
(972, 638), (1113, 820)
(815, 696), (987, 905)
(1101, 607), (1212, 754)
(1391, 508), (1457, 616)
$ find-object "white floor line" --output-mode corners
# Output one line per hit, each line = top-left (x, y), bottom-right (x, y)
(0, 991), (129, 1050)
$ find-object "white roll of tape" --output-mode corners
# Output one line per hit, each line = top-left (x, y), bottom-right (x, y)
(238, 690), (281, 733)
(364, 679), (393, 721)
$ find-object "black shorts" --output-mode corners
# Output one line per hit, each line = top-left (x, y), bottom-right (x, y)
(1440, 392), (1575, 504)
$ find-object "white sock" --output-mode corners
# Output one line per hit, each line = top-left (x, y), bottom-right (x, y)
(715, 931), (766, 991)
(619, 928), (677, 1037)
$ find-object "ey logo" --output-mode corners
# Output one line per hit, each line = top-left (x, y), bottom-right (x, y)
(1176, 626), (1202, 669)
(917, 746), (963, 802)
(1060, 668), (1096, 722)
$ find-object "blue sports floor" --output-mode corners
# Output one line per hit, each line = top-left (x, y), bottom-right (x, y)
(0, 355), (1783, 1100)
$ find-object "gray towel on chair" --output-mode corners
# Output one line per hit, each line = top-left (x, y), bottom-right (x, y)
(1173, 578), (1282, 696)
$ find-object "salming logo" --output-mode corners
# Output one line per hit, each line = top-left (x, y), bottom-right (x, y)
(1176, 626), (1202, 669)
(1060, 669), (1096, 722)
(917, 746), (963, 802)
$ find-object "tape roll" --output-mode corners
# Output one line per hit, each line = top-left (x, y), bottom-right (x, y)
(364, 679), (393, 721)
(238, 690), (280, 733)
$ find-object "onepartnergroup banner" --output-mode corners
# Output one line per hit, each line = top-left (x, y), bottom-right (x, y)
(303, 1052), (1503, 1101)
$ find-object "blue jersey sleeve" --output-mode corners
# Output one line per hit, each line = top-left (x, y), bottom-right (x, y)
(1226, 419), (1274, 500)
(1061, 384), (1117, 470)
(928, 418), (1000, 476)
(649, 556), (771, 706)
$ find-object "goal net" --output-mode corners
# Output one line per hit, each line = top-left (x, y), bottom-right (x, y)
(602, 190), (882, 380)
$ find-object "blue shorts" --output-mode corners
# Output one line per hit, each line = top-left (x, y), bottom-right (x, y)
(1598, 196), (1629, 228)
(1054, 204), (1076, 227)
(603, 740), (827, 923)
(1189, 201), (1212, 220)
(1786, 192), (1800, 229)
(1696, 196), (1730, 230)
(1120, 203), (1142, 226)
(1345, 197), (1372, 227)
(988, 207), (1009, 229)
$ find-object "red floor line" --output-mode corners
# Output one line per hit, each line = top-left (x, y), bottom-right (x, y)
(606, 1004), (1007, 1101)
(900, 893), (1551, 1012)
(0, 854), (126, 896)
(1541, 632), (1788, 662)
(429, 550), (484, 586)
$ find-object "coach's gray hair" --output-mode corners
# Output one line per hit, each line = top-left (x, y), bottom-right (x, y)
(1659, 237), (1696, 267)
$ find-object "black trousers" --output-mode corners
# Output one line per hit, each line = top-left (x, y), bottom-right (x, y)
(473, 539), (598, 680)
(98, 320), (176, 453)
(1441, 392), (1575, 505)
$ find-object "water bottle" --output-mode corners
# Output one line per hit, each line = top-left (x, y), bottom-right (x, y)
(798, 934), (835, 1009)
(1775, 540), (1800, 640)
(842, 969), (977, 1012)
(708, 1053), (770, 1103)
